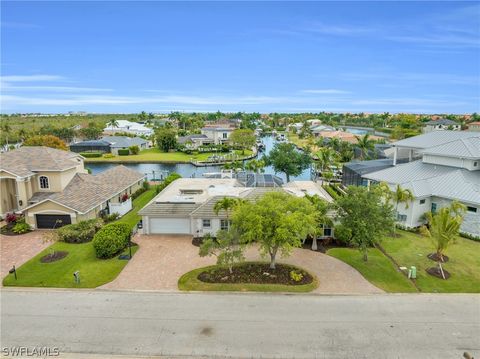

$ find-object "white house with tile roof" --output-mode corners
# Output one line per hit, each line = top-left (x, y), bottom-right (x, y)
(0, 146), (145, 228)
(363, 131), (480, 237)
(139, 178), (333, 237)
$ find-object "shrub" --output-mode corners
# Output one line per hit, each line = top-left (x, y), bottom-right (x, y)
(80, 152), (103, 158)
(131, 182), (149, 200)
(57, 219), (103, 243)
(121, 193), (129, 202)
(5, 213), (17, 224)
(118, 149), (130, 156)
(102, 212), (120, 223)
(12, 221), (31, 234)
(155, 173), (181, 194)
(129, 145), (140, 155)
(460, 232), (480, 242)
(93, 222), (131, 259)
(290, 270), (304, 282)
(323, 185), (340, 200)
(103, 153), (115, 158)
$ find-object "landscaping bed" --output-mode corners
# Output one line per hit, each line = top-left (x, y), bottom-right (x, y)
(179, 262), (318, 292)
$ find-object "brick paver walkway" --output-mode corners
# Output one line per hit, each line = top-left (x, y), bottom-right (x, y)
(1, 231), (50, 281)
(102, 234), (383, 294)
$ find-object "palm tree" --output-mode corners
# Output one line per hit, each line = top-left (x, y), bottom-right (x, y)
(316, 147), (336, 175)
(2, 122), (11, 150)
(245, 159), (265, 174)
(17, 128), (27, 143)
(420, 202), (466, 266)
(214, 197), (240, 229)
(355, 134), (375, 160)
(107, 119), (119, 132)
(392, 185), (414, 236)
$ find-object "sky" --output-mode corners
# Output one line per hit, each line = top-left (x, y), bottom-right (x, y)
(1, 1), (479, 114)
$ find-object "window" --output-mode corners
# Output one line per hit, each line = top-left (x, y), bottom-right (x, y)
(222, 132), (228, 139)
(467, 206), (477, 213)
(419, 199), (426, 204)
(39, 176), (49, 189)
(202, 219), (211, 228)
(431, 203), (437, 213)
(323, 227), (332, 237)
(474, 162), (478, 167)
(220, 219), (231, 231)
(398, 214), (407, 222)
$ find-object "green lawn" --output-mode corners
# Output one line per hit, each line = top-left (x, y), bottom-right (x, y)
(2, 241), (138, 288)
(327, 247), (417, 293)
(381, 231), (480, 293)
(178, 262), (318, 293)
(84, 148), (253, 163)
(117, 189), (156, 229)
(328, 230), (480, 293)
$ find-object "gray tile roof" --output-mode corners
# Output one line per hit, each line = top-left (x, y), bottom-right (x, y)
(101, 136), (149, 148)
(0, 146), (83, 177)
(421, 136), (480, 159)
(28, 165), (145, 213)
(424, 119), (459, 126)
(392, 131), (478, 149)
(138, 202), (200, 216)
(363, 160), (480, 205)
(177, 134), (209, 144)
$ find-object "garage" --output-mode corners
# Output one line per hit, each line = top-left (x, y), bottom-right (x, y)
(149, 218), (191, 234)
(35, 214), (72, 229)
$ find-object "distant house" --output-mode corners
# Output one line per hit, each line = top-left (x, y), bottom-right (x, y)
(103, 120), (153, 136)
(200, 124), (236, 145)
(0, 147), (145, 228)
(311, 125), (336, 137)
(423, 118), (460, 133)
(70, 136), (149, 154)
(177, 134), (213, 149)
(467, 122), (480, 132)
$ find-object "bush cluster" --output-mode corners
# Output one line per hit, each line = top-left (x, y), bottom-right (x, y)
(128, 145), (140, 155)
(460, 232), (480, 242)
(118, 149), (130, 156)
(80, 152), (103, 158)
(57, 218), (103, 243)
(92, 222), (131, 259)
(131, 181), (150, 200)
(12, 218), (31, 234)
(103, 153), (115, 158)
(155, 173), (181, 194)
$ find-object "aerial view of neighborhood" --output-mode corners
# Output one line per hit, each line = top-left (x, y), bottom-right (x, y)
(0, 1), (479, 358)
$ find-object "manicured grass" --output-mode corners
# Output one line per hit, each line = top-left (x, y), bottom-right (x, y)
(381, 231), (480, 293)
(327, 247), (417, 293)
(116, 189), (156, 229)
(2, 241), (138, 288)
(178, 262), (318, 293)
(84, 148), (253, 163)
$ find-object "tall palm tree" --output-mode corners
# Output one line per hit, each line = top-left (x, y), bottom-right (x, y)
(420, 202), (466, 266)
(355, 134), (375, 160)
(316, 147), (336, 174)
(107, 119), (119, 132)
(245, 159), (265, 174)
(392, 185), (414, 236)
(214, 197), (240, 229)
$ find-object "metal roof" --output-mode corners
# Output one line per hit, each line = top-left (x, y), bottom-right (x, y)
(363, 160), (480, 205)
(392, 131), (478, 149)
(421, 137), (480, 159)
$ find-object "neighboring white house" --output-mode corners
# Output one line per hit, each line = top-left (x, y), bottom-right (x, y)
(139, 178), (333, 237)
(103, 120), (153, 136)
(363, 131), (480, 237)
(200, 124), (236, 145)
(423, 118), (461, 133)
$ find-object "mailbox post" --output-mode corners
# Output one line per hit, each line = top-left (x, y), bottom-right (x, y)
(9, 265), (17, 280)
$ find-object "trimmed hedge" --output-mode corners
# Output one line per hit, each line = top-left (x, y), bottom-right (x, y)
(155, 173), (181, 194)
(80, 152), (103, 158)
(57, 219), (103, 243)
(118, 149), (130, 156)
(92, 222), (131, 259)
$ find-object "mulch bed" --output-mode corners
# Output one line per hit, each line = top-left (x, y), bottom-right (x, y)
(0, 224), (31, 236)
(198, 263), (313, 286)
(302, 238), (344, 253)
(427, 253), (449, 263)
(40, 251), (69, 263)
(426, 266), (451, 280)
(192, 237), (204, 247)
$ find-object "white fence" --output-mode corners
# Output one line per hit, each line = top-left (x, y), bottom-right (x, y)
(109, 198), (132, 217)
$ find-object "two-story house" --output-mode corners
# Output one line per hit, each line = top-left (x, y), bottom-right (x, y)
(178, 124), (236, 149)
(362, 131), (480, 237)
(0, 146), (145, 229)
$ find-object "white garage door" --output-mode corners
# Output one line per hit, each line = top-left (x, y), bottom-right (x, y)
(149, 218), (191, 234)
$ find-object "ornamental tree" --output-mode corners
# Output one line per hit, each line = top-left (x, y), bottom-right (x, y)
(155, 127), (177, 152)
(229, 129), (256, 154)
(24, 135), (67, 151)
(265, 142), (311, 182)
(335, 186), (394, 261)
(232, 191), (316, 269)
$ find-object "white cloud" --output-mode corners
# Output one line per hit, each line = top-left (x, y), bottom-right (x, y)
(2, 85), (112, 92)
(0, 75), (65, 82)
(301, 89), (351, 94)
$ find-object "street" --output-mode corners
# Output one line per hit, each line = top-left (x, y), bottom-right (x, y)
(1, 290), (479, 358)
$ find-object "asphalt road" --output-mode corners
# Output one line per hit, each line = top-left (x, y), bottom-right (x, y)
(1, 290), (479, 358)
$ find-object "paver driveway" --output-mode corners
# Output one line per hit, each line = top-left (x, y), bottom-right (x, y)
(1, 231), (50, 282)
(102, 234), (383, 294)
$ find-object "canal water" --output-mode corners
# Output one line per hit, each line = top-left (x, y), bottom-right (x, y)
(86, 135), (312, 183)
